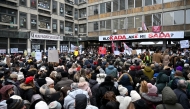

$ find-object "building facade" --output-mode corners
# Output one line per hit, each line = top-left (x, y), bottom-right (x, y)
(0, 0), (190, 54)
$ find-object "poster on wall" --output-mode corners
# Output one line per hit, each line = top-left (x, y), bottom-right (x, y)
(0, 49), (6, 53)
(180, 40), (189, 48)
(11, 48), (18, 53)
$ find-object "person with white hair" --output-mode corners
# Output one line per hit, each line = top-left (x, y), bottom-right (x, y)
(174, 79), (190, 109)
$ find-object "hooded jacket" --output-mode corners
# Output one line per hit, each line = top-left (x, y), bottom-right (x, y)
(118, 73), (133, 95)
(143, 66), (154, 80)
(64, 89), (89, 109)
(156, 73), (169, 94)
(105, 65), (117, 78)
(156, 87), (183, 109)
(89, 79), (99, 106)
(54, 77), (73, 91)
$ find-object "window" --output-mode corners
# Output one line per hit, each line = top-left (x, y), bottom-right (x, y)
(65, 4), (73, 16)
(153, 13), (162, 26)
(75, 9), (78, 20)
(65, 21), (73, 32)
(94, 5), (98, 15)
(38, 0), (50, 10)
(113, 19), (119, 29)
(39, 15), (51, 29)
(31, 0), (36, 8)
(31, 14), (37, 29)
(88, 6), (93, 16)
(100, 3), (106, 14)
(128, 0), (134, 9)
(113, 0), (119, 11)
(75, 0), (78, 5)
(135, 0), (142, 8)
(163, 10), (184, 25)
(106, 2), (111, 12)
(163, 0), (180, 3)
(79, 24), (86, 33)
(88, 22), (93, 32)
(20, 12), (27, 29)
(20, 0), (27, 6)
(127, 17), (134, 28)
(119, 18), (126, 29)
(75, 24), (78, 35)
(0, 7), (17, 26)
(60, 3), (64, 16)
(154, 0), (162, 4)
(120, 0), (125, 10)
(106, 20), (111, 29)
(94, 22), (98, 30)
(135, 16), (142, 28)
(52, 19), (57, 33)
(52, 0), (57, 14)
(145, 0), (152, 6)
(145, 14), (152, 27)
(186, 9), (190, 24)
(60, 21), (64, 34)
(79, 8), (86, 18)
(100, 21), (106, 30)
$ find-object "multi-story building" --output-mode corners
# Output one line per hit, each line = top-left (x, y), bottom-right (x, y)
(0, 0), (190, 54)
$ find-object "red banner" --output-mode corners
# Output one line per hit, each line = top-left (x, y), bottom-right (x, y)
(98, 47), (106, 54)
(152, 26), (161, 33)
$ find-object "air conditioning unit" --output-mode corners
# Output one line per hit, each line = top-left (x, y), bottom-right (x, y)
(137, 27), (142, 32)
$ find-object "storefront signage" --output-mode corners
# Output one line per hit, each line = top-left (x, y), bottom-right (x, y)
(30, 32), (63, 41)
(99, 31), (184, 41)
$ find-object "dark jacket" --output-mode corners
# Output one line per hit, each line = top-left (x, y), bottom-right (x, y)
(36, 78), (46, 87)
(96, 81), (119, 108)
(89, 79), (99, 106)
(54, 77), (73, 91)
(143, 66), (154, 80)
(156, 73), (169, 94)
(19, 83), (36, 102)
(174, 88), (190, 109)
(156, 87), (183, 109)
(118, 73), (133, 95)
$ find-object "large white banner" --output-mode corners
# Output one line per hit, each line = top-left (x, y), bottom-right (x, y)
(180, 40), (189, 48)
(30, 32), (63, 41)
(11, 48), (18, 53)
(99, 31), (184, 41)
(0, 49), (6, 53)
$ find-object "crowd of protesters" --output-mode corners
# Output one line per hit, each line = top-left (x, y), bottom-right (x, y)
(0, 47), (190, 109)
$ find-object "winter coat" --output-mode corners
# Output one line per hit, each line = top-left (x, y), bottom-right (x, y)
(54, 77), (73, 91)
(156, 87), (183, 109)
(141, 93), (162, 109)
(19, 83), (36, 102)
(118, 73), (133, 95)
(39, 84), (56, 95)
(105, 65), (118, 78)
(96, 81), (119, 108)
(174, 88), (190, 109)
(0, 100), (7, 109)
(96, 73), (107, 84)
(64, 89), (89, 109)
(36, 78), (46, 87)
(163, 55), (170, 66)
(116, 95), (131, 109)
(4, 79), (20, 96)
(156, 73), (169, 94)
(152, 53), (163, 63)
(78, 82), (92, 97)
(0, 85), (13, 101)
(89, 79), (99, 106)
(27, 68), (37, 77)
(143, 66), (154, 80)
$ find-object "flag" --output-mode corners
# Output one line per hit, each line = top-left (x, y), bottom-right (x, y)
(142, 22), (147, 31)
(152, 26), (161, 33)
(111, 41), (115, 53)
(123, 42), (129, 50)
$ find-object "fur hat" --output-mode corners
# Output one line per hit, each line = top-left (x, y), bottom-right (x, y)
(79, 77), (86, 83)
(25, 76), (34, 84)
(10, 73), (18, 79)
(118, 85), (128, 96)
(130, 90), (141, 102)
(10, 95), (22, 100)
(40, 84), (56, 95)
(17, 75), (24, 81)
(35, 101), (49, 109)
(49, 101), (62, 109)
(45, 77), (54, 86)
(96, 73), (107, 84)
(147, 83), (157, 94)
(184, 63), (189, 68)
(6, 98), (24, 109)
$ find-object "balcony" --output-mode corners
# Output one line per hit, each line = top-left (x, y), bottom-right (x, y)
(79, 9), (87, 19)
(38, 1), (50, 10)
(65, 0), (74, 5)
(78, 0), (87, 5)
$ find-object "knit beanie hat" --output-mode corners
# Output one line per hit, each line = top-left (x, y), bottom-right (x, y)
(176, 66), (183, 71)
(35, 101), (49, 109)
(25, 76), (34, 84)
(45, 77), (54, 86)
(118, 85), (128, 96)
(17, 75), (24, 81)
(6, 98), (24, 109)
(147, 83), (157, 94)
(49, 101), (62, 109)
(10, 73), (18, 79)
(79, 77), (86, 83)
(130, 90), (141, 102)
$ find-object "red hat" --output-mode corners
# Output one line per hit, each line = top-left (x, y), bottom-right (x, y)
(130, 66), (136, 71)
(25, 76), (34, 84)
(76, 67), (81, 71)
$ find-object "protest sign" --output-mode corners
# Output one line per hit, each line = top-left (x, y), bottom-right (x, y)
(132, 50), (137, 55)
(11, 48), (18, 53)
(114, 51), (120, 55)
(0, 49), (6, 53)
(98, 47), (106, 54)
(136, 49), (141, 55)
(48, 50), (59, 63)
(35, 52), (42, 61)
(180, 40), (189, 48)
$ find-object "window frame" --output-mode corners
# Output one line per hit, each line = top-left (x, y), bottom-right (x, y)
(31, 0), (37, 9)
(52, 19), (57, 33)
(38, 15), (51, 29)
(60, 21), (64, 34)
(52, 0), (57, 15)
(65, 21), (73, 32)
(60, 3), (64, 16)
(31, 14), (37, 30)
(19, 12), (27, 29)
(20, 0), (27, 6)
